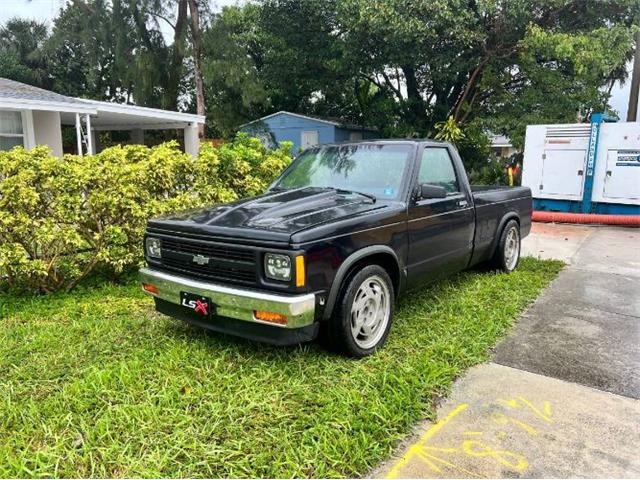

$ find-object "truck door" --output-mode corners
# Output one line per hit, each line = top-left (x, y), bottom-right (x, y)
(407, 146), (475, 286)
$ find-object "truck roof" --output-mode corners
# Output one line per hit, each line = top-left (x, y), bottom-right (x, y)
(306, 138), (450, 148)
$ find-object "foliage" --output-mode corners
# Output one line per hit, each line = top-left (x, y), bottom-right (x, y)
(0, 0), (204, 110)
(204, 0), (637, 142)
(203, 4), (269, 137)
(0, 257), (563, 477)
(0, 136), (291, 293)
(432, 119), (501, 185)
(0, 19), (51, 88)
(1, 1), (636, 144)
(43, 0), (132, 101)
(434, 116), (465, 143)
(483, 22), (640, 148)
(455, 124), (499, 184)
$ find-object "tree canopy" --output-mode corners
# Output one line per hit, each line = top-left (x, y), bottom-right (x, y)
(0, 0), (637, 145)
(203, 0), (637, 144)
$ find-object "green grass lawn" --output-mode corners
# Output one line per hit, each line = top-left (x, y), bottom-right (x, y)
(0, 257), (562, 478)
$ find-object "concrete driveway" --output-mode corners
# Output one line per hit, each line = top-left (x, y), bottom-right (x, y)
(376, 223), (640, 478)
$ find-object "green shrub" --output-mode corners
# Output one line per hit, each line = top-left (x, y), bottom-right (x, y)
(0, 134), (291, 293)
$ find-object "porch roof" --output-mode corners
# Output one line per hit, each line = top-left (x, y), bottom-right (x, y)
(0, 77), (205, 130)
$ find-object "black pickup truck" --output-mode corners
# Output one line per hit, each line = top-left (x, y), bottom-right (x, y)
(140, 140), (531, 357)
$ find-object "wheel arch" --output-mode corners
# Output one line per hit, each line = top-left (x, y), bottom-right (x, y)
(322, 246), (401, 320)
(489, 212), (520, 257)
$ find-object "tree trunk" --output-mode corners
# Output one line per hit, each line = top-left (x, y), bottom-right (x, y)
(165, 0), (189, 110)
(627, 30), (640, 122)
(401, 65), (427, 131)
(452, 57), (489, 123)
(188, 0), (206, 138)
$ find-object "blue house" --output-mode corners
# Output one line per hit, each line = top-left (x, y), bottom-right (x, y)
(240, 111), (378, 152)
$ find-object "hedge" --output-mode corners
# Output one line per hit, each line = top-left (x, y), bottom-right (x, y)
(0, 135), (291, 293)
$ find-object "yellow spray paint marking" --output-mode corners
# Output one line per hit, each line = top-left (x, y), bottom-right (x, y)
(462, 440), (529, 471)
(497, 396), (553, 423)
(497, 398), (520, 409)
(385, 397), (554, 478)
(417, 449), (485, 478)
(385, 403), (469, 479)
(518, 396), (553, 422)
(491, 412), (538, 437)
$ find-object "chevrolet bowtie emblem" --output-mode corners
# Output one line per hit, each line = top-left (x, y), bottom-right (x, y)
(192, 254), (210, 265)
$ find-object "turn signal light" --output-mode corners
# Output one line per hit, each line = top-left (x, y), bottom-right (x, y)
(295, 255), (306, 287)
(142, 283), (158, 294)
(254, 310), (288, 325)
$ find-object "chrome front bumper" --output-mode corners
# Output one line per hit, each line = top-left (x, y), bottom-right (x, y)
(139, 268), (316, 329)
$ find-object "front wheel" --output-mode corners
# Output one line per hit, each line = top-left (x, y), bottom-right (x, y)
(327, 265), (394, 357)
(491, 219), (521, 272)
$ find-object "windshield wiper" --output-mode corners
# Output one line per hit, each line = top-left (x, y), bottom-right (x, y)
(327, 187), (376, 203)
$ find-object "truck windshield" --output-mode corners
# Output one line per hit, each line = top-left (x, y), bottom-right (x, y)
(272, 144), (413, 200)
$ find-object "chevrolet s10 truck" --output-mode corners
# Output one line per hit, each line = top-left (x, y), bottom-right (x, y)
(140, 140), (531, 357)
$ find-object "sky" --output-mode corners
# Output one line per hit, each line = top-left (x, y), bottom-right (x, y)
(1, 0), (636, 120)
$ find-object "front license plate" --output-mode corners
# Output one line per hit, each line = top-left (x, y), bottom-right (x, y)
(180, 291), (214, 317)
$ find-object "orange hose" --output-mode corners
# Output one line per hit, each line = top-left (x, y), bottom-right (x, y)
(532, 211), (640, 226)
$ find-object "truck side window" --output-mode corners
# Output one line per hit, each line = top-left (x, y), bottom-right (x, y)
(419, 148), (460, 193)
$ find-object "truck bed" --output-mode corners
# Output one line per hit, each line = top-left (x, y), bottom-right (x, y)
(469, 185), (532, 265)
(471, 184), (531, 201)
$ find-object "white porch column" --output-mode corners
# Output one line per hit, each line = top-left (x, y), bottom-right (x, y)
(184, 123), (200, 157)
(86, 114), (94, 155)
(130, 128), (145, 145)
(20, 110), (36, 150)
(91, 130), (101, 154)
(75, 113), (83, 156)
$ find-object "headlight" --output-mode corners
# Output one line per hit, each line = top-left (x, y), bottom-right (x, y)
(146, 237), (162, 258)
(264, 253), (291, 281)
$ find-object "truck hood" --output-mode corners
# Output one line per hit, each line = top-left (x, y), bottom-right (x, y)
(147, 187), (393, 245)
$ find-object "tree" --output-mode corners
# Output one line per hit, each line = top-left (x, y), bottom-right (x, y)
(203, 1), (367, 136)
(628, 29), (640, 121)
(188, 0), (206, 137)
(0, 19), (51, 89)
(202, 4), (269, 137)
(204, 0), (636, 145)
(335, 0), (637, 140)
(1, 0), (207, 120)
(45, 0), (134, 100)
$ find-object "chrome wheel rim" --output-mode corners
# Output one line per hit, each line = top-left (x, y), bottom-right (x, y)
(504, 226), (520, 270)
(350, 275), (390, 349)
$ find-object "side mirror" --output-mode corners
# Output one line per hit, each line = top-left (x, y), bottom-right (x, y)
(419, 183), (447, 199)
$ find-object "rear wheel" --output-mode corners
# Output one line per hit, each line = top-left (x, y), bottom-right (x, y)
(491, 219), (521, 272)
(327, 265), (394, 357)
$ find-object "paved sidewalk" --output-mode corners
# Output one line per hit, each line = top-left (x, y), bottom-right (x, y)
(375, 224), (640, 478)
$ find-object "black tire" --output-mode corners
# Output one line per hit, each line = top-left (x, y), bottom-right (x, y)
(490, 219), (521, 272)
(325, 264), (395, 358)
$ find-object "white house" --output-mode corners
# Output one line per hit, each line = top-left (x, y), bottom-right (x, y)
(489, 133), (518, 158)
(0, 78), (205, 157)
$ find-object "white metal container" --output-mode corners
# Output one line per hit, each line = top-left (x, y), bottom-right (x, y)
(522, 120), (640, 213)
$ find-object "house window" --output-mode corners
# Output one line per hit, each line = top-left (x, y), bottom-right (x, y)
(349, 131), (363, 141)
(301, 130), (319, 149)
(0, 111), (24, 151)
